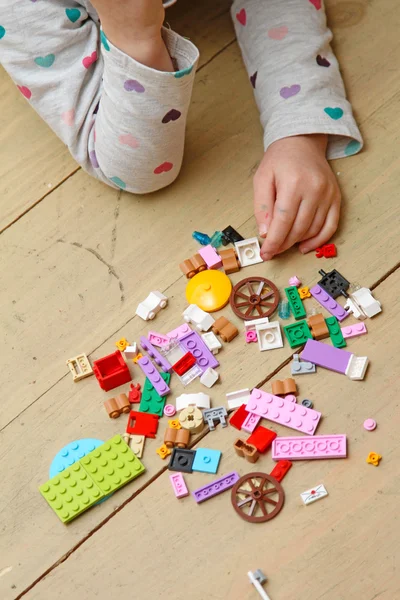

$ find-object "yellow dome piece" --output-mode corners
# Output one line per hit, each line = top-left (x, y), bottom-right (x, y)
(186, 270), (232, 312)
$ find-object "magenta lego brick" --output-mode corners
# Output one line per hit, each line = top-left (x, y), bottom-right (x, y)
(301, 339), (352, 374)
(192, 471), (240, 504)
(310, 284), (349, 322)
(137, 356), (171, 397)
(272, 434), (347, 460)
(179, 330), (219, 373)
(241, 412), (261, 433)
(246, 389), (321, 435)
(140, 336), (172, 373)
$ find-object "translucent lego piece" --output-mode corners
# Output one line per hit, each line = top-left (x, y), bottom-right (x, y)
(210, 231), (224, 248)
(278, 299), (291, 320)
(178, 364), (202, 386)
(192, 231), (212, 246)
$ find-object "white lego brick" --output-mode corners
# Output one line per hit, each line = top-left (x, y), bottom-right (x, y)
(136, 291), (168, 320)
(345, 355), (369, 380)
(344, 297), (366, 320)
(201, 331), (222, 354)
(244, 317), (269, 332)
(300, 484), (328, 505)
(124, 344), (138, 359)
(256, 321), (283, 351)
(234, 237), (263, 267)
(200, 367), (219, 388)
(226, 388), (251, 409)
(182, 304), (215, 332)
(178, 364), (202, 387)
(176, 392), (211, 410)
(351, 287), (382, 318)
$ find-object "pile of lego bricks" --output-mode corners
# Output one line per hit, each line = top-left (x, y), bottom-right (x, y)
(40, 226), (382, 527)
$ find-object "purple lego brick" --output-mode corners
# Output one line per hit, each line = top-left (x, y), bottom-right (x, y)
(140, 336), (172, 373)
(246, 388), (321, 435)
(192, 471), (240, 504)
(310, 284), (349, 322)
(179, 330), (219, 373)
(301, 339), (353, 375)
(137, 356), (171, 396)
(241, 412), (261, 433)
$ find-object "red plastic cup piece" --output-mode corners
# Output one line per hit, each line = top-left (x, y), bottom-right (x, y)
(364, 418), (377, 431)
(270, 459), (292, 482)
(164, 404), (176, 417)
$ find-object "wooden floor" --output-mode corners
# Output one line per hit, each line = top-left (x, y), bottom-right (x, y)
(1, 1), (399, 598)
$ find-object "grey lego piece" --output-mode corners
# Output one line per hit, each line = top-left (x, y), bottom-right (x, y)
(291, 354), (316, 375)
(301, 399), (313, 409)
(253, 570), (267, 585)
(202, 406), (228, 431)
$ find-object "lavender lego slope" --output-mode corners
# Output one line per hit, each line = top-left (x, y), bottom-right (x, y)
(301, 339), (352, 374)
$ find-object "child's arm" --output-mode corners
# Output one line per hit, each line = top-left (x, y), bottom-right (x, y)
(0, 0), (198, 194)
(231, 0), (363, 258)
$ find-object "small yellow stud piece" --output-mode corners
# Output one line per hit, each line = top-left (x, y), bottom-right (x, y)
(366, 452), (382, 466)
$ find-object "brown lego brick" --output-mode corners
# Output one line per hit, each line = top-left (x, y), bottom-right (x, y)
(164, 427), (177, 448)
(175, 428), (190, 448)
(271, 378), (298, 397)
(233, 439), (260, 463)
(307, 313), (330, 340)
(179, 254), (207, 279)
(219, 249), (240, 275)
(104, 393), (131, 419)
(211, 316), (239, 343)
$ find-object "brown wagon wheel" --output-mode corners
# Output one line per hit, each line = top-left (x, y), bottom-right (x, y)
(230, 277), (280, 321)
(231, 472), (284, 523)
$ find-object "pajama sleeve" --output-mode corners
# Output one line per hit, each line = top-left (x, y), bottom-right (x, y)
(0, 1), (199, 194)
(231, 0), (363, 159)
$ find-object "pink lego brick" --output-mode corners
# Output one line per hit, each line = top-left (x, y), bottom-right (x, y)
(169, 473), (189, 498)
(246, 388), (321, 435)
(166, 323), (192, 341)
(301, 339), (352, 374)
(192, 471), (240, 504)
(137, 356), (171, 397)
(140, 336), (172, 373)
(198, 245), (222, 269)
(241, 412), (261, 433)
(341, 323), (368, 339)
(310, 284), (349, 322)
(179, 330), (219, 373)
(148, 331), (170, 347)
(272, 434), (347, 460)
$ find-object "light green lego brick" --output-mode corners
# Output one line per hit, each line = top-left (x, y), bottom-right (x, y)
(79, 435), (145, 495)
(39, 462), (104, 523)
(139, 372), (171, 417)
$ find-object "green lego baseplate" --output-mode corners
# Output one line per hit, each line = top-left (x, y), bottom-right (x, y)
(39, 435), (145, 523)
(139, 372), (171, 417)
(283, 320), (313, 348)
(284, 286), (306, 320)
(325, 316), (347, 348)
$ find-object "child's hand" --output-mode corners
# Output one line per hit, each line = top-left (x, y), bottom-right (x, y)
(253, 134), (341, 260)
(92, 0), (173, 70)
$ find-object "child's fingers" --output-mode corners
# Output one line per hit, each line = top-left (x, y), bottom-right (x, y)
(253, 173), (275, 238)
(260, 193), (301, 260)
(298, 203), (340, 253)
(270, 200), (318, 257)
(298, 206), (327, 242)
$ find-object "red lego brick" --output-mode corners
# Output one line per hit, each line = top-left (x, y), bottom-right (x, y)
(126, 410), (159, 438)
(270, 460), (292, 482)
(172, 352), (196, 376)
(229, 404), (249, 430)
(247, 426), (277, 453)
(128, 383), (142, 404)
(315, 243), (337, 258)
(93, 350), (131, 392)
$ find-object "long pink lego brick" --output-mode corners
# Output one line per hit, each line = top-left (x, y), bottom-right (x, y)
(301, 339), (352, 374)
(272, 434), (347, 460)
(140, 336), (172, 373)
(166, 323), (192, 341)
(341, 323), (368, 339)
(169, 473), (189, 498)
(246, 389), (321, 435)
(310, 284), (349, 321)
(241, 412), (261, 433)
(137, 356), (171, 396)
